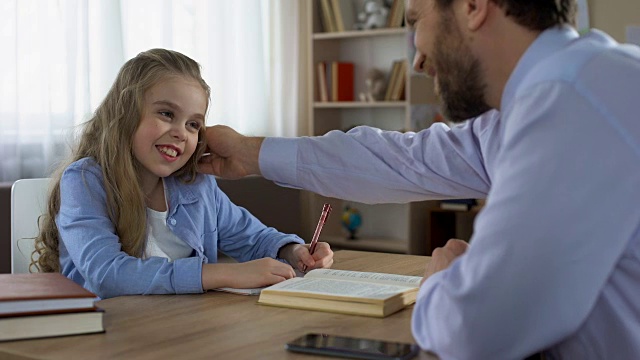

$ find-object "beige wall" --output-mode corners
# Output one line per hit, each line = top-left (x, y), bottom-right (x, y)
(590, 0), (640, 42)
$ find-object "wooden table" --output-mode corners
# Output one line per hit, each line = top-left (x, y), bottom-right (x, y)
(0, 250), (435, 360)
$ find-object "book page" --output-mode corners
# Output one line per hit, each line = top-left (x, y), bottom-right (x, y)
(263, 277), (412, 300)
(213, 287), (263, 296)
(305, 269), (421, 288)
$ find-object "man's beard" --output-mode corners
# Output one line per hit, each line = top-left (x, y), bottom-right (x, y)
(432, 15), (492, 123)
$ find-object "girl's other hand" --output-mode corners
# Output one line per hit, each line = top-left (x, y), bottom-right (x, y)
(202, 258), (295, 290)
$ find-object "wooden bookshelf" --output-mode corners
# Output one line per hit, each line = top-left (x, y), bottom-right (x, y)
(426, 207), (481, 253)
(320, 235), (409, 254)
(313, 27), (406, 40)
(313, 101), (407, 108)
(305, 0), (440, 255)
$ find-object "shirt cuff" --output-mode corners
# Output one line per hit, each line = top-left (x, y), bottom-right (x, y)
(173, 256), (205, 294)
(412, 271), (445, 350)
(275, 240), (305, 265)
(417, 270), (445, 301)
(260, 137), (300, 187)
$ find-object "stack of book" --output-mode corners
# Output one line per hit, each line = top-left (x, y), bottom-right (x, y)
(0, 273), (104, 342)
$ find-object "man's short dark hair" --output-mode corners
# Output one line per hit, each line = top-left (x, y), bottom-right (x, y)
(434, 0), (577, 31)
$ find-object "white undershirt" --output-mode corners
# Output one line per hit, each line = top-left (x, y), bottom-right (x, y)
(143, 207), (193, 261)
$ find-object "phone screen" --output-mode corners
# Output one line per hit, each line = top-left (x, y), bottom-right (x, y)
(285, 333), (420, 360)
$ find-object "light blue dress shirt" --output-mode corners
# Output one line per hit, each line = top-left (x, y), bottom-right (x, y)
(259, 26), (640, 359)
(57, 157), (303, 299)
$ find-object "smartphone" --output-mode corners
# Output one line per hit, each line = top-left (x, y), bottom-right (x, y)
(285, 333), (420, 360)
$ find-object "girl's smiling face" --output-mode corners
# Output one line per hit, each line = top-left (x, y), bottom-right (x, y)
(132, 76), (207, 185)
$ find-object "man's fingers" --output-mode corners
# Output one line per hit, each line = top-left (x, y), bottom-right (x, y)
(197, 153), (226, 176)
(445, 238), (469, 256)
(424, 240), (468, 282)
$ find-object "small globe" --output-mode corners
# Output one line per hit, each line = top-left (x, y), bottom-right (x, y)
(341, 206), (362, 240)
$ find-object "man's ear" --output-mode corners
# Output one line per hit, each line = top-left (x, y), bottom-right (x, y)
(463, 0), (489, 31)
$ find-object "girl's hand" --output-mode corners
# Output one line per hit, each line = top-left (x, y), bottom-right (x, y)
(202, 258), (296, 290)
(278, 242), (334, 272)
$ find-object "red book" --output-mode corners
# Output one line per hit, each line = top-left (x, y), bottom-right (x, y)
(331, 62), (355, 102)
(0, 273), (97, 317)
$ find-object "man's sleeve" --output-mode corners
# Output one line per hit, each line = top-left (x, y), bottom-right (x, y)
(260, 111), (499, 204)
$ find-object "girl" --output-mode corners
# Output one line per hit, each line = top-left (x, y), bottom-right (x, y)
(33, 49), (333, 299)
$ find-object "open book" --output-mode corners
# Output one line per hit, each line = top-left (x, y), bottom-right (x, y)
(257, 269), (422, 318)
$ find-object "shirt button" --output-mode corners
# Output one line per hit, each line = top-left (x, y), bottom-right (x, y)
(169, 218), (177, 225)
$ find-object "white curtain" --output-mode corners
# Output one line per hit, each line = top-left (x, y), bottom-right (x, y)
(264, 0), (308, 138)
(0, 0), (304, 182)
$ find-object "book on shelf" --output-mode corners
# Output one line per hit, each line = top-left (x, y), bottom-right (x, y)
(384, 61), (400, 101)
(389, 0), (404, 27)
(384, 60), (407, 101)
(317, 62), (329, 102)
(0, 273), (98, 317)
(330, 0), (356, 32)
(386, 0), (405, 28)
(439, 199), (478, 211)
(0, 309), (104, 342)
(390, 60), (407, 101)
(319, 0), (337, 32)
(258, 269), (422, 318)
(331, 62), (355, 102)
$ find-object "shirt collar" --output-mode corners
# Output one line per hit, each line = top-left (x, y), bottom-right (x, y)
(501, 25), (580, 111)
(163, 175), (199, 213)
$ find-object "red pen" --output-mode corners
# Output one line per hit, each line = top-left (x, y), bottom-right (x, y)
(302, 203), (332, 272)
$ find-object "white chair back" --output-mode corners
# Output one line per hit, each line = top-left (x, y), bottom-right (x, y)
(11, 178), (51, 274)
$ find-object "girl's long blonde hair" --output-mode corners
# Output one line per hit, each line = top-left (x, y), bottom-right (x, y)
(32, 49), (211, 273)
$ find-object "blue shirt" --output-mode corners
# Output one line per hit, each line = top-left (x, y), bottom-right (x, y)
(259, 27), (640, 359)
(57, 157), (303, 299)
